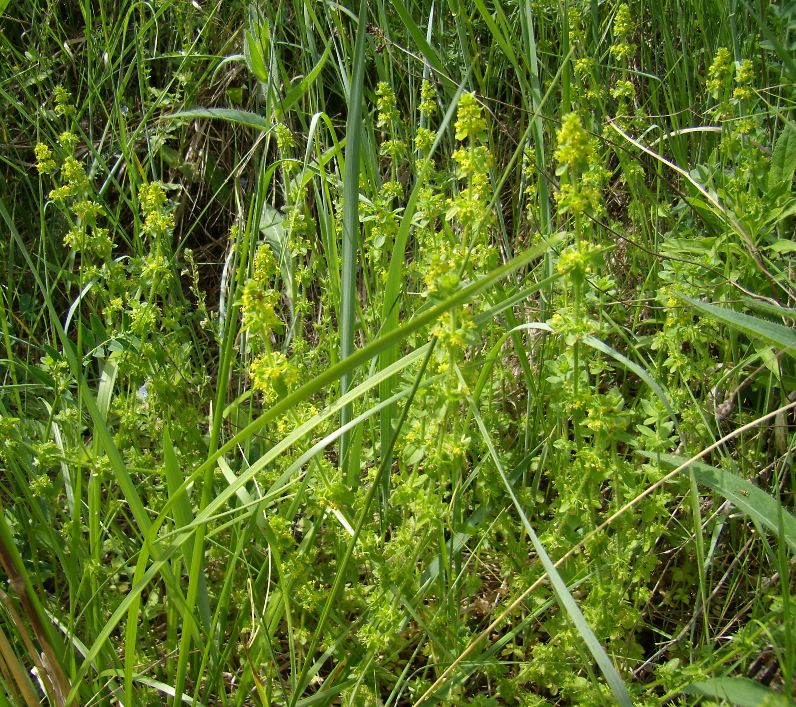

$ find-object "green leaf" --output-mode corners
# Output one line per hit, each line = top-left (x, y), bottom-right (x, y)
(655, 454), (796, 553)
(769, 239), (796, 254)
(279, 44), (331, 117)
(245, 29), (269, 84)
(675, 294), (796, 357)
(769, 122), (796, 190)
(161, 107), (272, 132)
(389, 0), (446, 79)
(244, 7), (270, 84)
(683, 676), (793, 706)
(339, 0), (368, 485)
(741, 297), (796, 320)
(685, 195), (726, 231)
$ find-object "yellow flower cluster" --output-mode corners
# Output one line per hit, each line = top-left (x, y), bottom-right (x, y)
(34, 143), (56, 174)
(554, 113), (607, 218)
(53, 85), (76, 117)
(139, 182), (175, 241)
(556, 243), (602, 283)
(38, 125), (113, 261)
(414, 126), (434, 152)
(419, 79), (436, 117)
(376, 81), (399, 129)
(241, 243), (284, 345)
(733, 60), (754, 101)
(706, 47), (733, 96)
(250, 351), (298, 404)
(554, 113), (597, 176)
(454, 92), (487, 141)
(49, 157), (88, 201)
(610, 4), (635, 62)
(241, 282), (281, 337)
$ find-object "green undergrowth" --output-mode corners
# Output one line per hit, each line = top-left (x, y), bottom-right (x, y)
(0, 0), (794, 705)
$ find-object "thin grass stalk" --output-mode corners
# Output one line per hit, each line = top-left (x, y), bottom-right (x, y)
(0, 603), (49, 707)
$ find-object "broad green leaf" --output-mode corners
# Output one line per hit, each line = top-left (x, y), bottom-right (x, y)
(655, 454), (796, 553)
(742, 297), (796, 320)
(675, 294), (796, 357)
(245, 29), (269, 83)
(768, 121), (796, 189)
(94, 359), (117, 425)
(279, 44), (331, 117)
(683, 676), (793, 706)
(244, 7), (270, 84)
(769, 239), (796, 254)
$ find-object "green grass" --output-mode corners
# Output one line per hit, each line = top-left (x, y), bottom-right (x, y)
(0, 0), (795, 705)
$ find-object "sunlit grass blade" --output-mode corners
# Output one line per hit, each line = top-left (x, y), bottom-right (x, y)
(339, 0), (368, 486)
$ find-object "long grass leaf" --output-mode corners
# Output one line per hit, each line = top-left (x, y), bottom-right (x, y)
(654, 454), (796, 553)
(339, 0), (368, 485)
(675, 294), (796, 356)
(161, 107), (273, 132)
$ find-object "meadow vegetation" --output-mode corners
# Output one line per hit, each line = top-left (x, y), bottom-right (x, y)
(0, 0), (795, 704)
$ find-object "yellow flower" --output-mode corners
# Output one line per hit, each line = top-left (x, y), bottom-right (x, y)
(454, 92), (487, 141)
(34, 143), (56, 174)
(554, 113), (596, 176)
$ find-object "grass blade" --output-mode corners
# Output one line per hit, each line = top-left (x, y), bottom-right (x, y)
(654, 453), (796, 553)
(162, 107), (273, 132)
(676, 294), (796, 356)
(340, 0), (368, 485)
